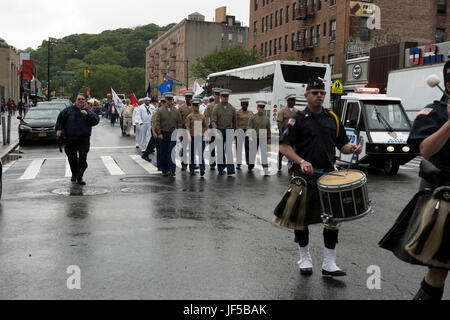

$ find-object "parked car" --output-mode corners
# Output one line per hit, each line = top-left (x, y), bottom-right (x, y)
(18, 107), (61, 145)
(36, 101), (68, 112)
(51, 98), (72, 107)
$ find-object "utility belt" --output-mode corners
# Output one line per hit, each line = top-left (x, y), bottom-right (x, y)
(419, 158), (450, 189)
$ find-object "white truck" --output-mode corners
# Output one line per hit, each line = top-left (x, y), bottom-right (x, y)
(387, 63), (445, 121)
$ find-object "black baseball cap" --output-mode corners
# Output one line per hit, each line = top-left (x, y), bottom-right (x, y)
(306, 77), (325, 91)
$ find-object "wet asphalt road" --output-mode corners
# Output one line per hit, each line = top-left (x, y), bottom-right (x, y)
(0, 118), (448, 300)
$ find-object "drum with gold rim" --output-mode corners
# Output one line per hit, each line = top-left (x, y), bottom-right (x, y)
(317, 169), (372, 223)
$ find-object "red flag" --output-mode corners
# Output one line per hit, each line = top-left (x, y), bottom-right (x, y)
(86, 88), (90, 97)
(22, 60), (34, 80)
(131, 91), (139, 107)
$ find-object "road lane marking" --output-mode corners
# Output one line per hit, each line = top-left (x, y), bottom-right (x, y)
(2, 160), (17, 173)
(19, 158), (46, 180)
(65, 160), (72, 177)
(101, 156), (125, 176)
(129, 155), (159, 174)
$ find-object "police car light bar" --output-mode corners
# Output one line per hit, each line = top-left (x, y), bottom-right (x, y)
(356, 88), (380, 94)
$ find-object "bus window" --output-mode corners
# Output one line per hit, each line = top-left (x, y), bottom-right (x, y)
(280, 64), (327, 83)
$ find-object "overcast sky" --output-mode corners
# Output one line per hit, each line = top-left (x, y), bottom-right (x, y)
(0, 0), (250, 50)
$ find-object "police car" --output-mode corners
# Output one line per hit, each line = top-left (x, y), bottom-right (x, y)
(335, 88), (420, 175)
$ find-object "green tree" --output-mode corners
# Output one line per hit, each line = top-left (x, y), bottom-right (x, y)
(191, 44), (262, 79)
(84, 46), (131, 67)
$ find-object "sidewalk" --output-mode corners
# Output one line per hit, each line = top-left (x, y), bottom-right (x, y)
(0, 114), (20, 161)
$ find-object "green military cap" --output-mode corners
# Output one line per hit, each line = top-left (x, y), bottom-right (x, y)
(256, 100), (268, 108)
(220, 89), (232, 96)
(163, 92), (175, 99)
(191, 98), (201, 105)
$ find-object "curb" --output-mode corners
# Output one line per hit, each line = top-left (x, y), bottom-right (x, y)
(0, 141), (19, 163)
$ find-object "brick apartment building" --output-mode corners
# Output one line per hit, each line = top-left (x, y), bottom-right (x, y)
(146, 7), (249, 95)
(0, 38), (20, 102)
(249, 0), (450, 81)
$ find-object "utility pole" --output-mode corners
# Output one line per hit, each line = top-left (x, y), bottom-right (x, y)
(47, 38), (51, 101)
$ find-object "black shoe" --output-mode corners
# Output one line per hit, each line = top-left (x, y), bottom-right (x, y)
(136, 146), (139, 148)
(170, 172), (176, 177)
(76, 179), (86, 186)
(190, 172), (196, 176)
(300, 268), (313, 276)
(162, 172), (169, 177)
(141, 155), (151, 162)
(227, 170), (236, 175)
(71, 176), (77, 182)
(322, 269), (347, 277)
(200, 170), (205, 177)
(248, 165), (254, 171)
(237, 164), (241, 170)
(218, 171), (225, 176)
(194, 165), (199, 170)
(210, 162), (216, 169)
(181, 164), (187, 171)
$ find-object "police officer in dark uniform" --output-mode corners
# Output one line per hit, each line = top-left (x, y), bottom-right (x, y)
(279, 78), (361, 277)
(380, 61), (450, 300)
(56, 93), (100, 185)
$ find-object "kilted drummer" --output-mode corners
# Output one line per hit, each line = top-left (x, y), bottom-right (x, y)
(277, 77), (362, 277)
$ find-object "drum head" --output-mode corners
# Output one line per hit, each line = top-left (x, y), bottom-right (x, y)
(318, 169), (364, 186)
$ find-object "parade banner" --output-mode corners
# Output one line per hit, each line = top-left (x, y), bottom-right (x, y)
(111, 87), (123, 113)
(22, 60), (34, 81)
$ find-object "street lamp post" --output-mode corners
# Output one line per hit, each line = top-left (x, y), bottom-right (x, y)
(47, 38), (51, 101)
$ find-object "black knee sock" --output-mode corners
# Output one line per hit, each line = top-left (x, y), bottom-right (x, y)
(323, 228), (339, 250)
(421, 278), (444, 300)
(295, 228), (309, 247)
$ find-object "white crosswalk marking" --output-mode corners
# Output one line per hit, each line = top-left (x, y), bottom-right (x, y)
(19, 158), (46, 180)
(129, 155), (159, 174)
(101, 156), (125, 176)
(65, 160), (72, 177)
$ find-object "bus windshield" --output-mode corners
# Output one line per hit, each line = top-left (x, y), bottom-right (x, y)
(363, 101), (411, 131)
(280, 64), (327, 83)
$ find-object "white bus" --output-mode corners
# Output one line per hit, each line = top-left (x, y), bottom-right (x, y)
(206, 60), (332, 131)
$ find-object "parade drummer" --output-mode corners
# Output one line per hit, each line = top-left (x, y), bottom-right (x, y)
(379, 60), (450, 300)
(279, 77), (361, 277)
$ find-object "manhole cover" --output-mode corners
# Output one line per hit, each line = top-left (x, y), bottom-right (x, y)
(120, 176), (161, 182)
(51, 187), (110, 196)
(120, 185), (175, 193)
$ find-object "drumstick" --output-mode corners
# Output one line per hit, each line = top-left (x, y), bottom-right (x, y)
(347, 136), (362, 174)
(314, 170), (345, 177)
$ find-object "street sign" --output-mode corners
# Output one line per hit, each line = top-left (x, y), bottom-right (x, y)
(56, 71), (75, 77)
(332, 80), (344, 94)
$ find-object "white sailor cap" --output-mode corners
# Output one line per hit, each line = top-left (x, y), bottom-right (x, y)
(184, 90), (194, 97)
(212, 88), (222, 94)
(191, 98), (201, 105)
(239, 98), (250, 103)
(286, 94), (296, 100)
(159, 97), (165, 102)
(141, 97), (151, 102)
(208, 96), (215, 101)
(256, 100), (268, 107)
(163, 92), (175, 99)
(220, 89), (232, 96)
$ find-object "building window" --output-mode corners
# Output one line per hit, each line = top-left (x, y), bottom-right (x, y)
(286, 5), (290, 23)
(261, 43), (264, 55)
(270, 13), (273, 29)
(229, 33), (233, 41)
(317, 25), (321, 44)
(315, 57), (320, 62)
(279, 37), (282, 53)
(265, 42), (268, 57)
(438, 0), (447, 14)
(310, 27), (315, 45)
(322, 56), (325, 63)
(263, 0), (265, 7)
(274, 39), (277, 55)
(269, 40), (272, 56)
(293, 3), (297, 21)
(275, 11), (278, 27)
(238, 33), (243, 43)
(330, 20), (336, 41)
(262, 18), (265, 32)
(318, 0), (322, 11)
(280, 9), (283, 26)
(222, 33), (224, 41)
(360, 18), (370, 41)
(323, 22), (327, 37)
(285, 35), (289, 52)
(329, 54), (335, 73)
(266, 15), (269, 31)
(436, 28), (447, 43)
(254, 21), (258, 35)
(330, 0), (336, 5)
(311, 0), (316, 11)
(255, 0), (259, 11)
(291, 33), (295, 51)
